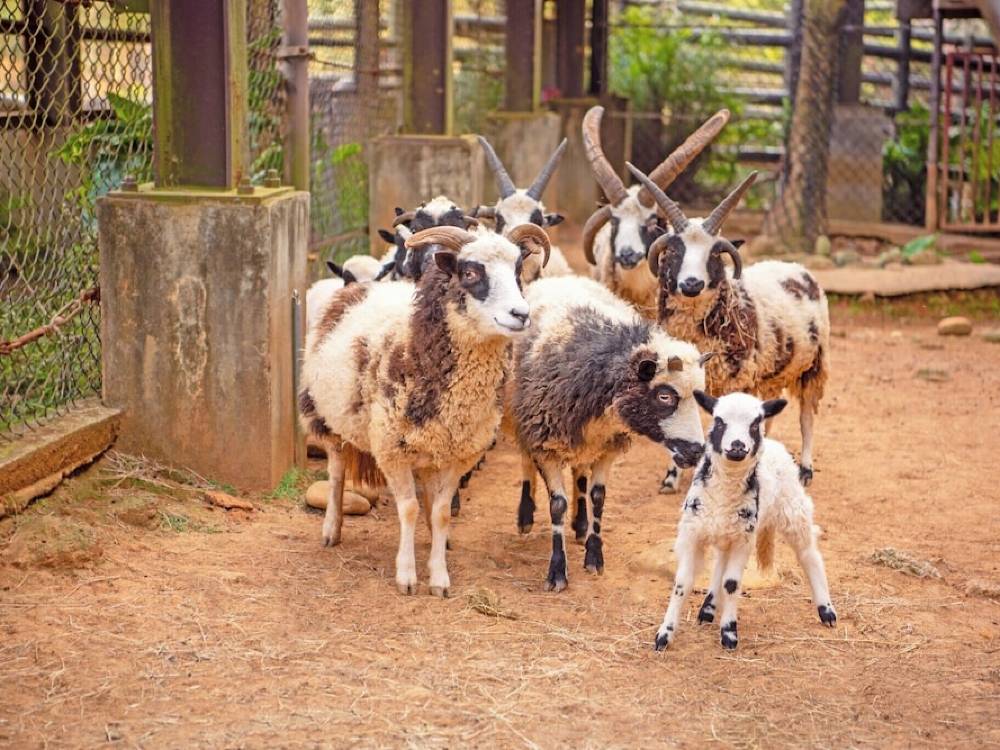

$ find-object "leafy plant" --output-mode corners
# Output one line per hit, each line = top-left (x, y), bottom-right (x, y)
(882, 104), (929, 225)
(901, 233), (937, 258)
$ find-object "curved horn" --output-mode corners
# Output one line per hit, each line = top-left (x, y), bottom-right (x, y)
(404, 226), (477, 253)
(638, 109), (731, 207)
(477, 135), (516, 199)
(702, 171), (758, 236)
(462, 214), (480, 229)
(647, 233), (673, 277)
(507, 224), (551, 268)
(713, 239), (743, 280)
(626, 162), (689, 234)
(581, 205), (612, 265)
(392, 210), (416, 227)
(526, 138), (568, 200)
(582, 106), (629, 206)
(472, 205), (496, 219)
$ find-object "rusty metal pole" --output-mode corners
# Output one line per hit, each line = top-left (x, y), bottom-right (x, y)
(926, 9), (943, 231)
(356, 0), (380, 131)
(282, 0), (310, 191)
(555, 0), (585, 98)
(589, 0), (609, 97)
(402, 0), (453, 134)
(504, 0), (541, 111)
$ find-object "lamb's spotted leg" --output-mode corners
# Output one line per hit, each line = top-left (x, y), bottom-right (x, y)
(537, 459), (570, 592)
(321, 446), (346, 547)
(517, 452), (536, 534)
(584, 451), (615, 574)
(384, 467), (419, 595)
(654, 528), (703, 650)
(794, 536), (837, 627)
(571, 467), (589, 543)
(659, 454), (681, 494)
(426, 468), (460, 598)
(716, 542), (751, 649)
(698, 548), (727, 624)
(798, 398), (815, 485)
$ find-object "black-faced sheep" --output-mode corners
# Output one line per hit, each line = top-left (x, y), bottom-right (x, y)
(581, 106), (730, 318)
(300, 223), (549, 597)
(380, 197), (480, 280)
(473, 136), (573, 282)
(508, 275), (709, 592)
(654, 392), (836, 651)
(628, 163), (830, 487)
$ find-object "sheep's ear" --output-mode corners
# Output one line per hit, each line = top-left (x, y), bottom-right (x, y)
(694, 390), (717, 414)
(374, 262), (394, 281)
(731, 239), (745, 249)
(341, 269), (358, 286)
(544, 213), (565, 227)
(394, 206), (404, 216)
(434, 251), (458, 276)
(698, 351), (715, 367)
(378, 228), (395, 243)
(762, 398), (787, 419)
(326, 261), (344, 277)
(636, 358), (657, 382)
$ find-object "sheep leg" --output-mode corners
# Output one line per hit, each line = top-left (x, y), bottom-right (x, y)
(537, 460), (570, 593)
(658, 454), (681, 495)
(426, 469), (460, 598)
(571, 467), (589, 543)
(794, 537), (837, 627)
(798, 398), (815, 485)
(384, 467), (419, 595)
(716, 542), (751, 650)
(654, 530), (703, 651)
(584, 451), (615, 574)
(321, 447), (347, 547)
(697, 547), (728, 624)
(517, 451), (536, 534)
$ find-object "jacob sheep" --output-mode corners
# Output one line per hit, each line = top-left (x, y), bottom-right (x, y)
(473, 136), (573, 283)
(654, 391), (836, 651)
(381, 197), (480, 280)
(508, 275), (709, 592)
(305, 254), (385, 331)
(581, 106), (730, 318)
(628, 163), (830, 487)
(300, 223), (550, 596)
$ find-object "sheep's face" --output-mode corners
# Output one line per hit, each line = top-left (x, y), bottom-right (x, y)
(614, 337), (707, 468)
(493, 191), (564, 235)
(607, 187), (668, 270)
(398, 196), (470, 279)
(437, 240), (531, 337)
(695, 391), (787, 465)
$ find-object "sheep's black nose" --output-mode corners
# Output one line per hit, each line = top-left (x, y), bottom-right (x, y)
(618, 247), (642, 268)
(725, 440), (747, 461)
(509, 309), (529, 324)
(680, 278), (705, 297)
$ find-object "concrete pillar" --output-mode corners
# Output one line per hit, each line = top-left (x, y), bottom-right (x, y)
(98, 187), (309, 491)
(481, 111), (562, 204)
(504, 0), (542, 111)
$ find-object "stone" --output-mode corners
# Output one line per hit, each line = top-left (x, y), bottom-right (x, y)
(801, 254), (835, 270)
(833, 248), (861, 267)
(981, 328), (1000, 343)
(814, 234), (832, 256)
(915, 367), (949, 382)
(937, 316), (973, 336)
(305, 481), (371, 515)
(907, 248), (942, 266)
(203, 491), (254, 511)
(878, 247), (903, 266)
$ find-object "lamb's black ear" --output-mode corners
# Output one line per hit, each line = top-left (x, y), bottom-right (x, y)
(394, 206), (404, 216)
(544, 213), (565, 227)
(326, 261), (344, 278)
(762, 398), (787, 418)
(434, 251), (458, 275)
(378, 228), (395, 243)
(731, 239), (746, 250)
(694, 390), (717, 414)
(637, 358), (657, 382)
(341, 269), (358, 286)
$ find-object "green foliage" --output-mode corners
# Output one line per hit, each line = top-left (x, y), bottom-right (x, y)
(454, 45), (504, 134)
(968, 250), (986, 264)
(266, 467), (314, 501)
(882, 104), (929, 224)
(901, 233), (938, 258)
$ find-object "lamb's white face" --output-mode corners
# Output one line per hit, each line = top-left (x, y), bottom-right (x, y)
(609, 186), (667, 270)
(453, 241), (530, 336)
(699, 391), (787, 465)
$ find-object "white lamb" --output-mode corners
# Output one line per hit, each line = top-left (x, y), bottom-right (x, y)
(654, 391), (836, 652)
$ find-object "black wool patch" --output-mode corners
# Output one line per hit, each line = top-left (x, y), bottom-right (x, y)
(529, 208), (544, 227)
(724, 579), (738, 594)
(457, 260), (489, 301)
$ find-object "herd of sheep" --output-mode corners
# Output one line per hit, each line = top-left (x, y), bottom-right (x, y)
(299, 107), (836, 650)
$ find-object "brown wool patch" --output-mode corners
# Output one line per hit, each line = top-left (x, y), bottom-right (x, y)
(311, 284), (370, 352)
(764, 324), (795, 380)
(781, 272), (821, 301)
(343, 442), (386, 488)
(800, 345), (824, 386)
(703, 283), (758, 377)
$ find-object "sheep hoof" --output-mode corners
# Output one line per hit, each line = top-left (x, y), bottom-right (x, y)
(818, 604), (837, 627)
(544, 576), (568, 593)
(322, 532), (341, 547)
(518, 523), (533, 535)
(659, 467), (680, 494)
(430, 586), (450, 599)
(798, 465), (814, 486)
(720, 621), (738, 650)
(653, 626), (673, 651)
(697, 593), (715, 624)
(396, 580), (418, 596)
(584, 536), (604, 573)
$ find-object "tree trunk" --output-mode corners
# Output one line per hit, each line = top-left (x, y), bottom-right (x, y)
(761, 0), (846, 253)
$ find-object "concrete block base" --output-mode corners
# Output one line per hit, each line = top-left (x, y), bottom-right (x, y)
(97, 186), (309, 491)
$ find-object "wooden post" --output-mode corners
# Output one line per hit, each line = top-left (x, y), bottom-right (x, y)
(894, 19), (912, 113)
(556, 0), (585, 99)
(925, 10), (943, 231)
(504, 0), (542, 111)
(25, 0), (78, 126)
(150, 0), (249, 188)
(589, 0), (609, 97)
(837, 0), (864, 104)
(356, 0), (381, 128)
(786, 0), (804, 110)
(402, 0), (452, 134)
(282, 0), (310, 191)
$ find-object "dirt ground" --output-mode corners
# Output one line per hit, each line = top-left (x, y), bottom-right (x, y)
(2, 306), (999, 748)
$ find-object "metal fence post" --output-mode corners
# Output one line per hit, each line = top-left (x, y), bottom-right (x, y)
(282, 0), (310, 191)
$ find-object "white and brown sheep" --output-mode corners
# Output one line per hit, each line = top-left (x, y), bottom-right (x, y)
(300, 224), (550, 596)
(654, 391), (836, 651)
(507, 275), (709, 592)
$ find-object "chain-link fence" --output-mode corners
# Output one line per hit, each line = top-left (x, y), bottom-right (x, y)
(1, 0), (286, 441)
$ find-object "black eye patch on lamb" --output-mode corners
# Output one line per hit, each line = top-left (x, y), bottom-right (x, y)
(709, 417), (726, 453)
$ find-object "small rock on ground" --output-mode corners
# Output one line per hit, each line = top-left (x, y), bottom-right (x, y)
(305, 481), (371, 514)
(982, 328), (1000, 343)
(937, 316), (973, 336)
(915, 367), (950, 382)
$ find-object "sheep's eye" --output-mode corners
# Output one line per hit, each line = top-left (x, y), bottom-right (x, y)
(462, 269), (480, 283)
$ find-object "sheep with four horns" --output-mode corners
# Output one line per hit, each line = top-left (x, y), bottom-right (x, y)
(507, 275), (709, 592)
(581, 106), (730, 318)
(300, 223), (550, 596)
(380, 196), (480, 280)
(473, 136), (574, 282)
(627, 163), (830, 486)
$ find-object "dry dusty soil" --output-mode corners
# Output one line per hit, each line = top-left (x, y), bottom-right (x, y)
(2, 310), (999, 748)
